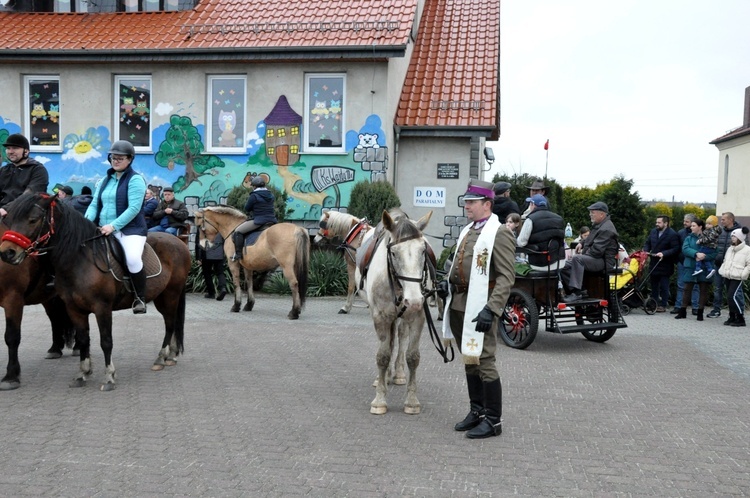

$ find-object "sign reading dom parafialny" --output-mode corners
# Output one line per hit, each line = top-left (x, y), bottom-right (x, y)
(413, 187), (446, 207)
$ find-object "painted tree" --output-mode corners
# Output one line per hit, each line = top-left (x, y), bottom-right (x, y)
(155, 115), (225, 192)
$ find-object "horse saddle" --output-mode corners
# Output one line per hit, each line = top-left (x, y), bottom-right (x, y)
(106, 236), (162, 283)
(243, 223), (274, 247)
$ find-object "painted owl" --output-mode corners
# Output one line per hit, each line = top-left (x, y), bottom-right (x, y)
(31, 102), (47, 118)
(311, 100), (329, 115)
(121, 96), (136, 115)
(218, 110), (236, 132)
(134, 100), (150, 116)
(328, 100), (342, 115)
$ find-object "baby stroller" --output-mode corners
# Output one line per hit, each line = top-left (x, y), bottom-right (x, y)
(610, 250), (658, 315)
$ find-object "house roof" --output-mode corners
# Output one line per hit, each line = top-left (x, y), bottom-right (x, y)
(710, 126), (750, 145)
(394, 0), (500, 138)
(0, 0), (417, 61)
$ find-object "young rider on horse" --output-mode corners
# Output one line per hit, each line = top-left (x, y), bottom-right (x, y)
(231, 176), (277, 262)
(85, 140), (149, 314)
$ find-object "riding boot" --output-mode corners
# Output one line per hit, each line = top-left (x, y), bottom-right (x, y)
(731, 314), (746, 327)
(232, 232), (244, 262)
(697, 309), (704, 321)
(454, 374), (484, 431)
(674, 308), (687, 319)
(131, 269), (147, 314)
(723, 312), (737, 326)
(466, 379), (502, 439)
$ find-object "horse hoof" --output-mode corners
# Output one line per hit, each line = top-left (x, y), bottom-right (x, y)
(151, 364), (165, 371)
(165, 358), (177, 366)
(404, 405), (421, 415)
(338, 309), (348, 314)
(393, 377), (407, 385)
(230, 304), (240, 313)
(370, 405), (387, 415)
(100, 383), (116, 392)
(69, 378), (86, 388)
(0, 380), (20, 391)
(45, 350), (63, 359)
(243, 303), (254, 312)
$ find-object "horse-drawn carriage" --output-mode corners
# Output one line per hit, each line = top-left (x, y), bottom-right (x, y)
(499, 247), (628, 349)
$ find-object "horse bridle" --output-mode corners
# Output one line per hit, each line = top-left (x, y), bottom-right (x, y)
(385, 233), (436, 317)
(1, 201), (56, 257)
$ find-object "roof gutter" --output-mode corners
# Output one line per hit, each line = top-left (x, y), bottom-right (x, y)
(396, 126), (496, 138)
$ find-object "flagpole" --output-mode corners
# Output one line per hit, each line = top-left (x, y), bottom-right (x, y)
(544, 139), (549, 179)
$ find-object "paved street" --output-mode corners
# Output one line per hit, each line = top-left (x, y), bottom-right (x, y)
(0, 293), (748, 497)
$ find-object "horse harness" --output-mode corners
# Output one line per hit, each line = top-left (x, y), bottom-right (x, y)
(1, 200), (57, 257)
(318, 217), (370, 266)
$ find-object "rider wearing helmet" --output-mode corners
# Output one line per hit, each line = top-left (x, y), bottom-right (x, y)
(0, 133), (49, 217)
(231, 175), (277, 262)
(84, 140), (149, 314)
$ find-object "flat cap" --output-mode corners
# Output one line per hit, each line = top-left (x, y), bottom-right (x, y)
(587, 201), (609, 214)
(493, 181), (511, 195)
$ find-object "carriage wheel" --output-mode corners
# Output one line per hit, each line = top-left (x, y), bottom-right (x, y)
(643, 297), (658, 315)
(499, 289), (538, 349)
(619, 302), (631, 316)
(575, 306), (616, 343)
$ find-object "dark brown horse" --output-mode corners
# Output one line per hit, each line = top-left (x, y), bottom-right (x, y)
(0, 223), (74, 390)
(0, 193), (191, 391)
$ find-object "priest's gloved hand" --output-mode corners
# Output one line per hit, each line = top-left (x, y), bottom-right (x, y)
(436, 280), (449, 299)
(471, 306), (495, 333)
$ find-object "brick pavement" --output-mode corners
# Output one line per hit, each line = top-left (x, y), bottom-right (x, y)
(0, 294), (748, 496)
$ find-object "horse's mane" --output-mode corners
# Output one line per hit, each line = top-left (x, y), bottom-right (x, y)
(203, 205), (246, 220)
(324, 211), (361, 237)
(10, 193), (99, 268)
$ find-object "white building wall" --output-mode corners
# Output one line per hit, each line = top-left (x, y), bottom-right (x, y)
(714, 135), (750, 224)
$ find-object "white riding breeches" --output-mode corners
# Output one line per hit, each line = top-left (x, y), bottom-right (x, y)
(113, 232), (146, 273)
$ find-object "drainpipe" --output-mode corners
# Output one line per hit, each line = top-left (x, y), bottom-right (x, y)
(393, 127), (400, 191)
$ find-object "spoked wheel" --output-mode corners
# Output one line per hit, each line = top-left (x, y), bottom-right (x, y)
(643, 297), (658, 315)
(575, 305), (616, 343)
(499, 289), (538, 349)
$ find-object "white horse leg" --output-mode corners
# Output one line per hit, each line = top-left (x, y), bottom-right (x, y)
(340, 261), (356, 314)
(403, 317), (424, 414)
(370, 320), (392, 415)
(392, 321), (407, 385)
(100, 361), (116, 392)
(70, 356), (93, 388)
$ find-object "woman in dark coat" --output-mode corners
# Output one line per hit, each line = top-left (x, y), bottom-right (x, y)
(674, 219), (714, 321)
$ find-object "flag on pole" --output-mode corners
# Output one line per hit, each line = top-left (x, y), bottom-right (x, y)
(544, 139), (549, 150)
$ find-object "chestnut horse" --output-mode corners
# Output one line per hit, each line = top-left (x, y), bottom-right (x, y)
(0, 224), (74, 390)
(194, 206), (309, 320)
(313, 211), (371, 314)
(0, 193), (191, 391)
(356, 209), (434, 415)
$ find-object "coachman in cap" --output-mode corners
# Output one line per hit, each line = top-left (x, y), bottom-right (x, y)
(437, 178), (516, 439)
(0, 133), (49, 217)
(559, 201), (619, 303)
(491, 181), (520, 222)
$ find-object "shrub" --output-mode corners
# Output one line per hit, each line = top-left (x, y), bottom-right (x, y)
(348, 180), (401, 224)
(263, 248), (348, 296)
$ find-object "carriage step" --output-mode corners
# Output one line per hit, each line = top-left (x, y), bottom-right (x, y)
(549, 322), (627, 334)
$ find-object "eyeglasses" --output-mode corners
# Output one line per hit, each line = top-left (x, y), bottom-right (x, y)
(111, 155), (129, 163)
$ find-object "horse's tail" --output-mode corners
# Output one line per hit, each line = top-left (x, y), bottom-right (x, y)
(295, 228), (310, 307)
(174, 288), (186, 354)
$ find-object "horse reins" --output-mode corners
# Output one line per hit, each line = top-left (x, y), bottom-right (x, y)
(1, 201), (57, 257)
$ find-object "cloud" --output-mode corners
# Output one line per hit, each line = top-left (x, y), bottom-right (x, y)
(33, 155), (51, 165)
(154, 102), (174, 116)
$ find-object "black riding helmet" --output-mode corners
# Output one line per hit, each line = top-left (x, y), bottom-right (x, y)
(107, 140), (136, 164)
(2, 133), (30, 150)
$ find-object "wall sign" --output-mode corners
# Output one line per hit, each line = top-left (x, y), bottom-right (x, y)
(413, 187), (446, 207)
(437, 163), (459, 179)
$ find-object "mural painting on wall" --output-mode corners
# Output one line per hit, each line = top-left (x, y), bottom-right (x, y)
(0, 96), (388, 222)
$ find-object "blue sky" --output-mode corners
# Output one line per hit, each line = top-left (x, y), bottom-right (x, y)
(486, 0), (750, 204)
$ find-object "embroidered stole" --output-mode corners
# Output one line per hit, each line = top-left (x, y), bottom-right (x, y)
(442, 214), (500, 365)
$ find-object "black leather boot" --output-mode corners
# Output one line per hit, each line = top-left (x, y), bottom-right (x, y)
(454, 374), (484, 431)
(674, 308), (687, 319)
(732, 315), (746, 327)
(232, 232), (244, 262)
(131, 269), (147, 314)
(697, 309), (704, 321)
(466, 378), (502, 439)
(723, 312), (736, 326)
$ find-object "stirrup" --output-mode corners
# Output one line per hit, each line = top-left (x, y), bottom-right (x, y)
(132, 298), (147, 314)
(231, 253), (242, 262)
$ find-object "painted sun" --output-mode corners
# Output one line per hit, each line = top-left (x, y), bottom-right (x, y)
(62, 127), (110, 164)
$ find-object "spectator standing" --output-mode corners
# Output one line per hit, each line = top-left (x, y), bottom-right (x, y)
(559, 201), (619, 303)
(142, 187), (159, 228)
(674, 219), (714, 321)
(708, 212), (743, 318)
(672, 214), (699, 315)
(491, 182), (520, 222)
(438, 179), (515, 439)
(643, 215), (680, 312)
(56, 185), (74, 204)
(692, 215), (721, 278)
(718, 227), (750, 327)
(0, 133), (49, 217)
(520, 179), (550, 219)
(71, 186), (93, 216)
(149, 187), (188, 236)
(196, 232), (227, 301)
